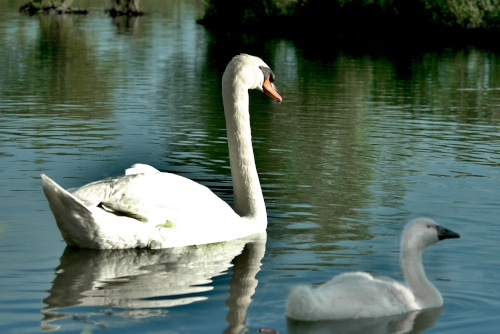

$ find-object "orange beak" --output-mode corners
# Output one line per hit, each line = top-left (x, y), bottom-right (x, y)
(262, 76), (282, 103)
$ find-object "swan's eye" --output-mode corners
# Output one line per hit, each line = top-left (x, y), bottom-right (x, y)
(259, 66), (276, 83)
(267, 71), (276, 83)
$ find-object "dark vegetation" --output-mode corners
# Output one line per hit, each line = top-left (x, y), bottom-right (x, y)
(106, 0), (143, 17)
(18, 0), (499, 48)
(20, 0), (87, 14)
(19, 0), (143, 16)
(197, 0), (500, 46)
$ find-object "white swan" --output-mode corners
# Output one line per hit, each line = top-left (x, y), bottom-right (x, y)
(285, 218), (460, 321)
(41, 54), (282, 249)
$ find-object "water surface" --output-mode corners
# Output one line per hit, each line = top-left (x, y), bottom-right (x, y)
(0, 1), (499, 333)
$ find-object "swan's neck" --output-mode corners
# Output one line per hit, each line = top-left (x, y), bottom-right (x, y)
(222, 80), (266, 222)
(401, 247), (443, 308)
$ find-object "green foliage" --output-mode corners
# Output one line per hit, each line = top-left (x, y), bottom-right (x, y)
(447, 0), (500, 29)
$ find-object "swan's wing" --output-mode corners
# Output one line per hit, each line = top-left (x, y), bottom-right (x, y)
(42, 164), (257, 248)
(72, 170), (238, 227)
(286, 272), (419, 321)
(41, 174), (124, 248)
(321, 273), (419, 318)
(286, 273), (377, 321)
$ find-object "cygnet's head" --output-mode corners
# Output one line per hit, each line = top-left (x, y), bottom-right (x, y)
(222, 54), (282, 102)
(402, 218), (460, 250)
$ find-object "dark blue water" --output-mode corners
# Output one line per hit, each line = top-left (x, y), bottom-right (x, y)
(1, 1), (499, 333)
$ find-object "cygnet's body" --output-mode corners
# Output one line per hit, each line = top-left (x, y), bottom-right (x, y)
(286, 218), (460, 321)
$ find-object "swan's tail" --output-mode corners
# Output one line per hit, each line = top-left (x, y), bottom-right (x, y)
(41, 174), (98, 248)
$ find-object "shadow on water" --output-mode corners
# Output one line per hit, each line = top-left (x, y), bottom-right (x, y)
(286, 307), (442, 334)
(41, 233), (266, 333)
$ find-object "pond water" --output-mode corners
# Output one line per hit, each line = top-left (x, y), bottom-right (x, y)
(1, 1), (499, 333)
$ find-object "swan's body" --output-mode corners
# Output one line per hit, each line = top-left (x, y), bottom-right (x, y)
(286, 218), (460, 321)
(41, 54), (282, 249)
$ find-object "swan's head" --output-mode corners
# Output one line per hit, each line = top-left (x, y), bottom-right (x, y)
(223, 54), (282, 103)
(402, 218), (460, 251)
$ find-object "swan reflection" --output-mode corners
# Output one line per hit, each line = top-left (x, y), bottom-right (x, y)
(287, 307), (442, 334)
(42, 233), (266, 332)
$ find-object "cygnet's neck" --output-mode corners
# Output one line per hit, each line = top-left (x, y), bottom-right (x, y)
(401, 246), (443, 308)
(222, 78), (266, 222)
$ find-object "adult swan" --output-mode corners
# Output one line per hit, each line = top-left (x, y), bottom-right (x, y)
(41, 54), (282, 249)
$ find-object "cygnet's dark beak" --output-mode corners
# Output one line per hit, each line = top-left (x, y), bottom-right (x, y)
(437, 225), (461, 240)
